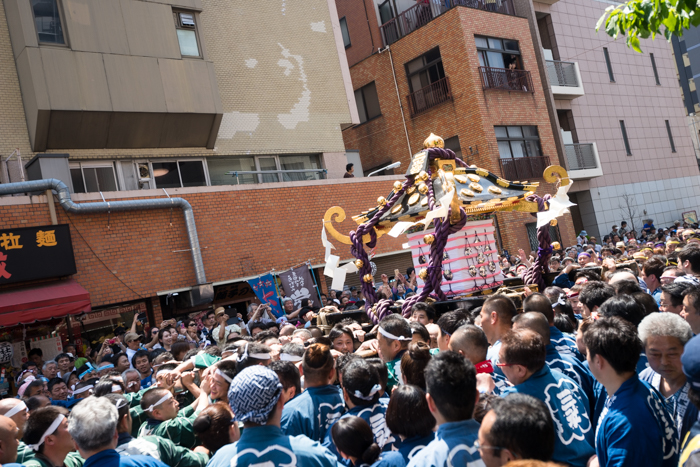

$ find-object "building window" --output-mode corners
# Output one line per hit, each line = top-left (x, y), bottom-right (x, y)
(405, 47), (445, 93)
(495, 126), (542, 159)
(475, 36), (521, 70)
(30, 0), (65, 45)
(665, 120), (677, 152)
(70, 163), (118, 193)
(619, 120), (631, 155)
(152, 160), (207, 188)
(340, 17), (351, 48)
(174, 11), (200, 57)
(650, 53), (660, 85)
(354, 82), (381, 124)
(603, 47), (615, 82)
(208, 154), (323, 185)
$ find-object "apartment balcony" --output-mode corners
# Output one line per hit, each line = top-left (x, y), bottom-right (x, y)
(546, 60), (584, 99)
(498, 155), (551, 182)
(564, 143), (603, 180)
(407, 77), (453, 116)
(479, 67), (534, 93)
(380, 0), (516, 46)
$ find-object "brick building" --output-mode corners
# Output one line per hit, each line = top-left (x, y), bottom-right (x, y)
(0, 0), (420, 355)
(337, 0), (577, 254)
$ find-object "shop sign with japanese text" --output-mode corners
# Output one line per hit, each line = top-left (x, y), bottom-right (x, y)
(0, 224), (76, 285)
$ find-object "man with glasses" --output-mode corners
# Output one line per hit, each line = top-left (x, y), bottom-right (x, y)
(477, 393), (555, 467)
(496, 329), (594, 467)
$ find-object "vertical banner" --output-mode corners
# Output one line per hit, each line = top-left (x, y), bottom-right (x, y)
(278, 264), (321, 309)
(247, 274), (285, 318)
(407, 218), (504, 296)
(11, 341), (26, 369)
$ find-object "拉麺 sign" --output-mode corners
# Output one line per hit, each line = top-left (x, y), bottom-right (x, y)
(0, 224), (77, 285)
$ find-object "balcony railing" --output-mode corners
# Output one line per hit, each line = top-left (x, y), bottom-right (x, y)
(226, 169), (327, 184)
(498, 155), (551, 181)
(380, 0), (516, 46)
(564, 144), (597, 171)
(546, 60), (579, 87)
(479, 66), (534, 92)
(407, 77), (453, 116)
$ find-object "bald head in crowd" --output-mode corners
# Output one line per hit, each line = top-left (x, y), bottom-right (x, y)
(0, 415), (19, 465)
(522, 293), (554, 324)
(0, 399), (28, 438)
(448, 325), (490, 365)
(512, 312), (551, 345)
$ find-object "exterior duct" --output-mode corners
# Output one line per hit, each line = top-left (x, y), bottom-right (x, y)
(0, 179), (207, 285)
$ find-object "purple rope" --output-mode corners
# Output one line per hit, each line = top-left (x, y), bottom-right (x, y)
(521, 194), (553, 292)
(350, 179), (413, 316)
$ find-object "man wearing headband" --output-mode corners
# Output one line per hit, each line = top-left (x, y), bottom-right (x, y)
(105, 394), (208, 467)
(21, 406), (82, 467)
(407, 352), (483, 467)
(0, 399), (28, 440)
(209, 360), (237, 404)
(66, 396), (166, 467)
(138, 384), (208, 450)
(208, 366), (337, 467)
(281, 344), (344, 442)
(323, 359), (396, 464)
(375, 316), (412, 393)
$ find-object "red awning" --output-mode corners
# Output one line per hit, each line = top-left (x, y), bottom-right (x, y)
(0, 280), (91, 326)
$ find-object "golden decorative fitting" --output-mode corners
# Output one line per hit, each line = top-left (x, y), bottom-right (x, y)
(454, 175), (468, 184)
(476, 168), (489, 177)
(496, 178), (510, 188)
(543, 165), (570, 185)
(469, 182), (483, 192)
(419, 268), (429, 280)
(468, 174), (481, 183)
(391, 204), (403, 214)
(406, 186), (416, 195)
(355, 259), (364, 269)
(377, 196), (387, 206)
(460, 189), (475, 197)
(424, 234), (435, 244)
(408, 193), (420, 206)
(488, 186), (502, 195)
(423, 133), (445, 149)
(363, 274), (373, 283)
(417, 170), (429, 182)
(393, 181), (403, 191)
(421, 197), (429, 206)
(552, 241), (561, 250)
(550, 219), (558, 226)
(418, 183), (429, 194)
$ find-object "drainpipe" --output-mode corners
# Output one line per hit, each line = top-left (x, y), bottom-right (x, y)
(0, 179), (207, 285)
(379, 45), (413, 159)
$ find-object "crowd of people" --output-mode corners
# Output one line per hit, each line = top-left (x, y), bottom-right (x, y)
(3, 219), (700, 467)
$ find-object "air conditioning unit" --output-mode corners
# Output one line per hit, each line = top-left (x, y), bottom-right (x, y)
(179, 13), (195, 28)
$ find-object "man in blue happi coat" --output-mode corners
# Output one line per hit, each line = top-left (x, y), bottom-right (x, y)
(585, 316), (679, 467)
(208, 366), (338, 467)
(497, 329), (595, 467)
(281, 343), (344, 442)
(407, 351), (484, 467)
(523, 293), (584, 361)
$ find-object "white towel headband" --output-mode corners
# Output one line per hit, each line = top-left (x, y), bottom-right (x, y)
(28, 414), (64, 451)
(4, 401), (27, 418)
(145, 392), (173, 412)
(378, 326), (412, 341)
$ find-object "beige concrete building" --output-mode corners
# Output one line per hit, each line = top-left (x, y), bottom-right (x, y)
(1, 0), (359, 189)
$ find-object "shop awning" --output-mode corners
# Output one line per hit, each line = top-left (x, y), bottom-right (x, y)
(0, 280), (91, 326)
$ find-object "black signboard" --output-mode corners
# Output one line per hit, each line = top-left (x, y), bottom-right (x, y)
(0, 224), (77, 285)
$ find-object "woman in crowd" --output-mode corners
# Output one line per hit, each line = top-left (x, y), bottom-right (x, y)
(385, 385), (435, 463)
(331, 416), (405, 467)
(192, 402), (240, 454)
(400, 342), (431, 391)
(329, 326), (355, 355)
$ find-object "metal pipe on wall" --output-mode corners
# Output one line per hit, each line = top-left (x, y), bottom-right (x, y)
(0, 179), (207, 285)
